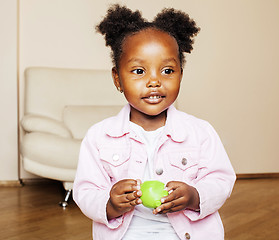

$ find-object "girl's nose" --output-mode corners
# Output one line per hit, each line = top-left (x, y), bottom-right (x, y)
(146, 76), (161, 88)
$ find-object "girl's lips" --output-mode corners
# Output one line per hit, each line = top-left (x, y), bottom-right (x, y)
(142, 95), (165, 104)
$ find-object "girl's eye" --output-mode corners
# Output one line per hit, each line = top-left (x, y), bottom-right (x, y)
(132, 69), (144, 75)
(162, 68), (174, 75)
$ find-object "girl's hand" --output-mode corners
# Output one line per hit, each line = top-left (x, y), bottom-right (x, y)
(107, 179), (142, 220)
(153, 181), (200, 215)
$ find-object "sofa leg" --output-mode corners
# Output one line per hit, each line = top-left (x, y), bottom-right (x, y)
(59, 189), (72, 208)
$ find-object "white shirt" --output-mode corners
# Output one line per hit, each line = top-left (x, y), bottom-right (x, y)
(122, 122), (180, 240)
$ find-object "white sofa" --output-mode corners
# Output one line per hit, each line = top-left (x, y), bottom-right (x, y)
(20, 67), (125, 206)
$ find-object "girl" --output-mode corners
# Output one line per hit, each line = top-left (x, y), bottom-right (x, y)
(73, 4), (236, 240)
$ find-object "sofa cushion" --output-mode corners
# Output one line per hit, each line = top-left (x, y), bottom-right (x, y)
(21, 132), (81, 169)
(63, 105), (123, 139)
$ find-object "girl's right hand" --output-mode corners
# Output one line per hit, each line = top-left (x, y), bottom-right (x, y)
(106, 179), (142, 220)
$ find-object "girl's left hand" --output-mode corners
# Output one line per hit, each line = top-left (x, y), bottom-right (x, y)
(153, 181), (200, 215)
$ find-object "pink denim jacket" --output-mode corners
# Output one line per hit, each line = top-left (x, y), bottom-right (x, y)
(73, 104), (236, 240)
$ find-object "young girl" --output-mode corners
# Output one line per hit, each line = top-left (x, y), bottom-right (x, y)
(73, 4), (236, 240)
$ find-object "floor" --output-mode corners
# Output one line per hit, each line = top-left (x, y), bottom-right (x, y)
(220, 178), (279, 240)
(0, 178), (278, 240)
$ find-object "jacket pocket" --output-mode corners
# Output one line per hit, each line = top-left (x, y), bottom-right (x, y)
(99, 147), (130, 167)
(99, 147), (130, 181)
(169, 150), (199, 170)
(167, 149), (199, 181)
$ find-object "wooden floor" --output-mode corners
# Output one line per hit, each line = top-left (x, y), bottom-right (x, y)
(220, 178), (279, 240)
(0, 178), (278, 240)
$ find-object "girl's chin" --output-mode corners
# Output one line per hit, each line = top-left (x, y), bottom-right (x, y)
(132, 107), (168, 118)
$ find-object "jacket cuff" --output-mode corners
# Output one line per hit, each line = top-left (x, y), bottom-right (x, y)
(106, 216), (124, 229)
(183, 185), (206, 221)
(97, 190), (124, 229)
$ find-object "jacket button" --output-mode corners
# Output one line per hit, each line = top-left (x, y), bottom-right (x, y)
(185, 232), (191, 239)
(155, 168), (163, 175)
(112, 154), (119, 161)
(182, 157), (187, 165)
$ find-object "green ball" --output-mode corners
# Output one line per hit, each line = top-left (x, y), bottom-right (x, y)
(140, 180), (169, 208)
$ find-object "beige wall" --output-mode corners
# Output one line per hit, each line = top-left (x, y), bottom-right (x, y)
(0, 0), (18, 181)
(1, 0), (279, 180)
(178, 1), (279, 173)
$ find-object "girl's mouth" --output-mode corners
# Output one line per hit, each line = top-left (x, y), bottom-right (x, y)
(147, 96), (161, 99)
(142, 95), (165, 103)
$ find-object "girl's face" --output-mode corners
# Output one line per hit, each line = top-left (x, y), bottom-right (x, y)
(112, 28), (183, 126)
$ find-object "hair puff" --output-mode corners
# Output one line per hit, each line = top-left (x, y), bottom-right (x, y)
(96, 4), (148, 67)
(96, 4), (200, 68)
(153, 8), (200, 54)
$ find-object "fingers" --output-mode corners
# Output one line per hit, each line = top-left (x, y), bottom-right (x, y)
(123, 189), (142, 203)
(153, 198), (183, 214)
(165, 181), (180, 192)
(112, 179), (140, 195)
(136, 179), (142, 186)
(112, 189), (141, 210)
(110, 179), (142, 207)
(153, 181), (190, 214)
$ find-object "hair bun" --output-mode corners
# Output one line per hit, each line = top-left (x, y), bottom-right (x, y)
(153, 8), (200, 53)
(96, 4), (147, 49)
(96, 5), (200, 68)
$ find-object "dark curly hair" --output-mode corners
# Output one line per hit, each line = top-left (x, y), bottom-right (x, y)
(96, 4), (200, 69)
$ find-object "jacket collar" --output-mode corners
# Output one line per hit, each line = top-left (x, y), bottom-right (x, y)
(105, 104), (189, 142)
(164, 105), (190, 142)
(105, 104), (131, 138)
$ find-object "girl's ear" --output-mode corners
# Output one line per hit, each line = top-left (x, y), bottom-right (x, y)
(112, 67), (123, 92)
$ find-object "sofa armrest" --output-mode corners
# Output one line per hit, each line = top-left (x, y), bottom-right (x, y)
(21, 114), (72, 138)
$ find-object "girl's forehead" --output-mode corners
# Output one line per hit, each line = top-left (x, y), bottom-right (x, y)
(122, 28), (179, 55)
(126, 28), (176, 45)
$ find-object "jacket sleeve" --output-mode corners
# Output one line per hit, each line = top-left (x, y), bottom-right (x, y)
(73, 131), (124, 229)
(184, 121), (236, 221)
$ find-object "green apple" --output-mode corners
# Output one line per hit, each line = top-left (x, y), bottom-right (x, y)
(140, 180), (169, 208)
